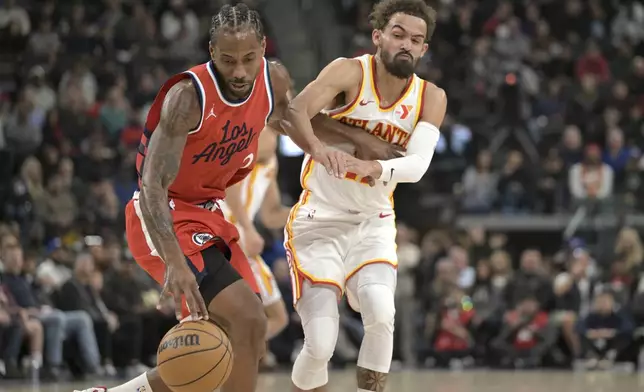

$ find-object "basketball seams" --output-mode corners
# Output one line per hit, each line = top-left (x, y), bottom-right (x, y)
(157, 346), (222, 367)
(168, 346), (231, 387)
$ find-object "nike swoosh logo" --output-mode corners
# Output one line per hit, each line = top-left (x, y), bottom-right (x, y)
(359, 100), (374, 106)
(379, 213), (393, 218)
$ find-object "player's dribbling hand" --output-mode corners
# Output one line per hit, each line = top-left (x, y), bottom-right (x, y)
(160, 262), (209, 321)
(311, 144), (350, 178)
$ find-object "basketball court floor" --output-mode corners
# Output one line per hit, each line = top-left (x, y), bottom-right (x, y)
(1, 370), (642, 392)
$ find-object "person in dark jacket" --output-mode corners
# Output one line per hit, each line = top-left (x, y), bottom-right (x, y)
(56, 252), (118, 376)
(576, 290), (634, 370)
(1, 234), (100, 378)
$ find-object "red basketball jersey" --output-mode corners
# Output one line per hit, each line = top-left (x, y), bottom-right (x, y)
(136, 59), (274, 204)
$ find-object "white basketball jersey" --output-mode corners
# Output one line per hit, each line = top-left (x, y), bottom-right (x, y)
(221, 157), (277, 224)
(300, 54), (427, 213)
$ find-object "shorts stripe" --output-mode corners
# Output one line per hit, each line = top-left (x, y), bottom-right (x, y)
(284, 191), (343, 306)
(345, 258), (398, 283)
(132, 196), (159, 257)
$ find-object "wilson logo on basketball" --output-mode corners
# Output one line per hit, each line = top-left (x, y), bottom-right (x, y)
(158, 334), (201, 354)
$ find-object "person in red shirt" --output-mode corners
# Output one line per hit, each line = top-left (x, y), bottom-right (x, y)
(491, 296), (555, 368)
(75, 3), (398, 392)
(432, 289), (475, 367)
(575, 41), (611, 83)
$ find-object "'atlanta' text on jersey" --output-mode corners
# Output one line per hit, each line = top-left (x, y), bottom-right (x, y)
(192, 120), (256, 165)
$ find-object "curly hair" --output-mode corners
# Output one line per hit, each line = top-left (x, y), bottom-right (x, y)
(369, 0), (437, 43)
(210, 3), (264, 43)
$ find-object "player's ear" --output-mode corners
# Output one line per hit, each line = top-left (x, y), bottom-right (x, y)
(260, 37), (266, 56)
(421, 42), (429, 57)
(208, 40), (215, 58)
(372, 29), (382, 47)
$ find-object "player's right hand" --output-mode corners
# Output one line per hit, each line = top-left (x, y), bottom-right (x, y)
(311, 144), (349, 178)
(353, 131), (404, 160)
(159, 262), (209, 321)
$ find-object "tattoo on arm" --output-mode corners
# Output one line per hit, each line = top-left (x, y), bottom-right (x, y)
(356, 366), (388, 392)
(139, 79), (200, 263)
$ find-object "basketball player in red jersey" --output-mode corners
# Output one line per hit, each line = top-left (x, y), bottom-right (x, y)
(75, 3), (400, 392)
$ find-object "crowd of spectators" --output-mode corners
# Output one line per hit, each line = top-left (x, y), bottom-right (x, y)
(337, 0), (644, 213)
(2, 0), (644, 383)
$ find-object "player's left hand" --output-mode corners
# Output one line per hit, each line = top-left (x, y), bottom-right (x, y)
(345, 157), (383, 180)
(353, 132), (404, 161)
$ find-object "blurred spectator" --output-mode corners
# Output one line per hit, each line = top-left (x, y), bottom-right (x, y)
(35, 238), (73, 294)
(537, 148), (565, 213)
(25, 18), (59, 59)
(25, 67), (56, 113)
(602, 128), (630, 185)
(504, 249), (551, 309)
(0, 0), (30, 36)
(569, 144), (614, 205)
(4, 89), (44, 156)
(0, 283), (25, 378)
(160, 0), (201, 60)
(576, 291), (633, 370)
(99, 86), (130, 140)
(56, 253), (118, 376)
(614, 227), (643, 272)
(611, 1), (644, 45)
(5, 157), (46, 244)
(58, 61), (97, 107)
(551, 270), (581, 359)
(431, 288), (475, 368)
(42, 174), (78, 238)
(575, 41), (611, 83)
(491, 296), (554, 368)
(460, 150), (498, 213)
(1, 234), (101, 378)
(494, 17), (530, 72)
(497, 150), (534, 213)
(394, 224), (420, 366)
(449, 245), (475, 290)
(560, 125), (583, 169)
(101, 259), (148, 372)
(469, 258), (504, 359)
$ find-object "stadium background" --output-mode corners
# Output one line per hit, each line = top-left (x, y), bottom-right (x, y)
(1, 0), (644, 382)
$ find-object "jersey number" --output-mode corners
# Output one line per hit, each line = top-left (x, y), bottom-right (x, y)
(344, 172), (371, 185)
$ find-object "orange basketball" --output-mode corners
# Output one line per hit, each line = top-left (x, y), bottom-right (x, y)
(157, 320), (233, 392)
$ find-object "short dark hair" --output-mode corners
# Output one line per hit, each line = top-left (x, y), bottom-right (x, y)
(369, 0), (437, 43)
(210, 3), (264, 43)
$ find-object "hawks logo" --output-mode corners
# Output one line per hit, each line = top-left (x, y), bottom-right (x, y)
(192, 232), (214, 246)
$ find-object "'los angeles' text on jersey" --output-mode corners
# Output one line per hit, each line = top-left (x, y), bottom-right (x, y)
(192, 120), (257, 165)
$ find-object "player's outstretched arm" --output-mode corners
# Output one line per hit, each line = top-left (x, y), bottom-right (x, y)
(268, 59), (359, 151)
(139, 79), (208, 320)
(268, 60), (402, 161)
(345, 84), (447, 184)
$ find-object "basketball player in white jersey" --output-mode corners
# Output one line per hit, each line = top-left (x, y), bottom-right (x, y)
(221, 128), (291, 340)
(280, 0), (445, 391)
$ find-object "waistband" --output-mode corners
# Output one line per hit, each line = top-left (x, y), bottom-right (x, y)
(132, 191), (222, 212)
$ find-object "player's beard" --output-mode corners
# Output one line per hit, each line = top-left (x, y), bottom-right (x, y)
(381, 49), (416, 79)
